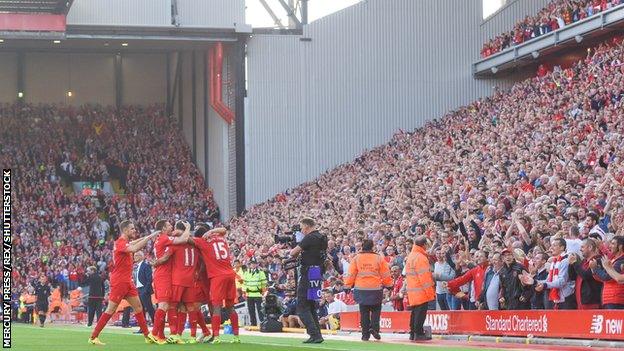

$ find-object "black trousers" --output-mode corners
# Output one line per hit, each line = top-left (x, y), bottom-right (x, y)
(296, 298), (322, 339)
(359, 304), (381, 337)
(554, 294), (578, 310)
(410, 302), (429, 336)
(297, 267), (322, 339)
(22, 307), (34, 323)
(121, 306), (133, 327)
(139, 289), (155, 322)
(247, 297), (264, 326)
(87, 298), (104, 326)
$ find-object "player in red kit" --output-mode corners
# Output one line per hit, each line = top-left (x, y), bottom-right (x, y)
(193, 226), (241, 344)
(185, 224), (214, 343)
(166, 221), (201, 343)
(148, 220), (192, 344)
(88, 220), (158, 346)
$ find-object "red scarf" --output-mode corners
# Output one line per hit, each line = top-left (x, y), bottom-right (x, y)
(547, 254), (566, 302)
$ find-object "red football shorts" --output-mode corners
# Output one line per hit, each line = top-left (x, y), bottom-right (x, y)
(201, 284), (211, 304)
(153, 279), (172, 303)
(186, 285), (206, 303)
(171, 285), (197, 303)
(109, 282), (138, 304)
(209, 274), (237, 306)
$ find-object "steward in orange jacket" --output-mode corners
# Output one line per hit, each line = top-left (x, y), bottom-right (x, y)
(344, 239), (392, 341)
(405, 236), (435, 341)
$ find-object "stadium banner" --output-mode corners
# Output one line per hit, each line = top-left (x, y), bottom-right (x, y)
(340, 310), (624, 341)
(72, 182), (114, 196)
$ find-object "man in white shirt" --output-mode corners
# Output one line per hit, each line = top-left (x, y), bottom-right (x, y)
(565, 226), (583, 255)
(319, 291), (348, 330)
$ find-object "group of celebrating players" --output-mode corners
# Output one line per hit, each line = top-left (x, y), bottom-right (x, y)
(87, 219), (240, 346)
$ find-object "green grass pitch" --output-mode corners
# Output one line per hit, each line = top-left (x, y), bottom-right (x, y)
(10, 323), (504, 351)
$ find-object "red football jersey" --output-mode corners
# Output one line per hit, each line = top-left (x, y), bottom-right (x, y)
(153, 233), (174, 282)
(195, 261), (208, 286)
(110, 237), (133, 284)
(171, 244), (199, 287)
(193, 237), (235, 278)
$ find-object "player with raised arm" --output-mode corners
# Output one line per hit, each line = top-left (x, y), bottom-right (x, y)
(148, 220), (193, 344)
(192, 226), (241, 344)
(186, 224), (213, 343)
(88, 220), (173, 346)
(165, 221), (201, 343)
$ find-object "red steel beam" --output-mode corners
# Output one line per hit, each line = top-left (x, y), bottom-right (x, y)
(208, 43), (234, 124)
(0, 13), (66, 31)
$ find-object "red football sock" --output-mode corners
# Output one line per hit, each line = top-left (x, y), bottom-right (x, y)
(177, 312), (187, 336)
(230, 310), (239, 336)
(152, 309), (166, 339)
(189, 311), (198, 338)
(135, 312), (149, 337)
(90, 312), (112, 339)
(211, 314), (221, 337)
(196, 311), (210, 335)
(167, 308), (178, 335)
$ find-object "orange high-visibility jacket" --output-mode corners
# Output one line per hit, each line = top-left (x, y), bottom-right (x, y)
(69, 289), (82, 308)
(344, 252), (393, 305)
(405, 244), (435, 307)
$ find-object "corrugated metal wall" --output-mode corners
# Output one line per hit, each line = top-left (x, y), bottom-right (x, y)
(177, 0), (245, 29)
(480, 0), (551, 45)
(67, 0), (245, 30)
(245, 0), (537, 206)
(67, 0), (171, 26)
(168, 46), (237, 220)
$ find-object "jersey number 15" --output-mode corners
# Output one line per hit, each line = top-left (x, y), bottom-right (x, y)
(212, 242), (229, 260)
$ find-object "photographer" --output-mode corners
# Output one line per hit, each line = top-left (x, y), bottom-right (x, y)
(289, 218), (327, 344)
(279, 293), (303, 328)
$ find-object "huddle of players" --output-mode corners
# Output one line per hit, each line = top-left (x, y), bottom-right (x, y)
(88, 219), (240, 346)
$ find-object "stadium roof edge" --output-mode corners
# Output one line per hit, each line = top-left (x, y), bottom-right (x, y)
(0, 0), (73, 14)
(473, 4), (624, 78)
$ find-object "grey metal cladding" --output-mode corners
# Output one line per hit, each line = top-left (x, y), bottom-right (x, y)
(67, 0), (170, 26)
(245, 0), (536, 206)
(176, 0), (245, 29)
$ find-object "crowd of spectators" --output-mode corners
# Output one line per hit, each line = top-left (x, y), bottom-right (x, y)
(231, 37), (624, 311)
(481, 0), (624, 58)
(7, 35), (624, 324)
(2, 104), (220, 306)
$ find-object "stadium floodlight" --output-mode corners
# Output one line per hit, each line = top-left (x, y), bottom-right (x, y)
(575, 35), (583, 43)
(17, 92), (23, 98)
(491, 66), (498, 74)
(531, 51), (539, 59)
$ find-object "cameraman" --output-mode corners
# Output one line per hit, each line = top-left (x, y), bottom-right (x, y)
(289, 217), (326, 344)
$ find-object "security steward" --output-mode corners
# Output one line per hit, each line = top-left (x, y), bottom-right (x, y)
(344, 239), (393, 341)
(405, 235), (435, 341)
(289, 217), (328, 344)
(34, 275), (52, 327)
(242, 257), (267, 326)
